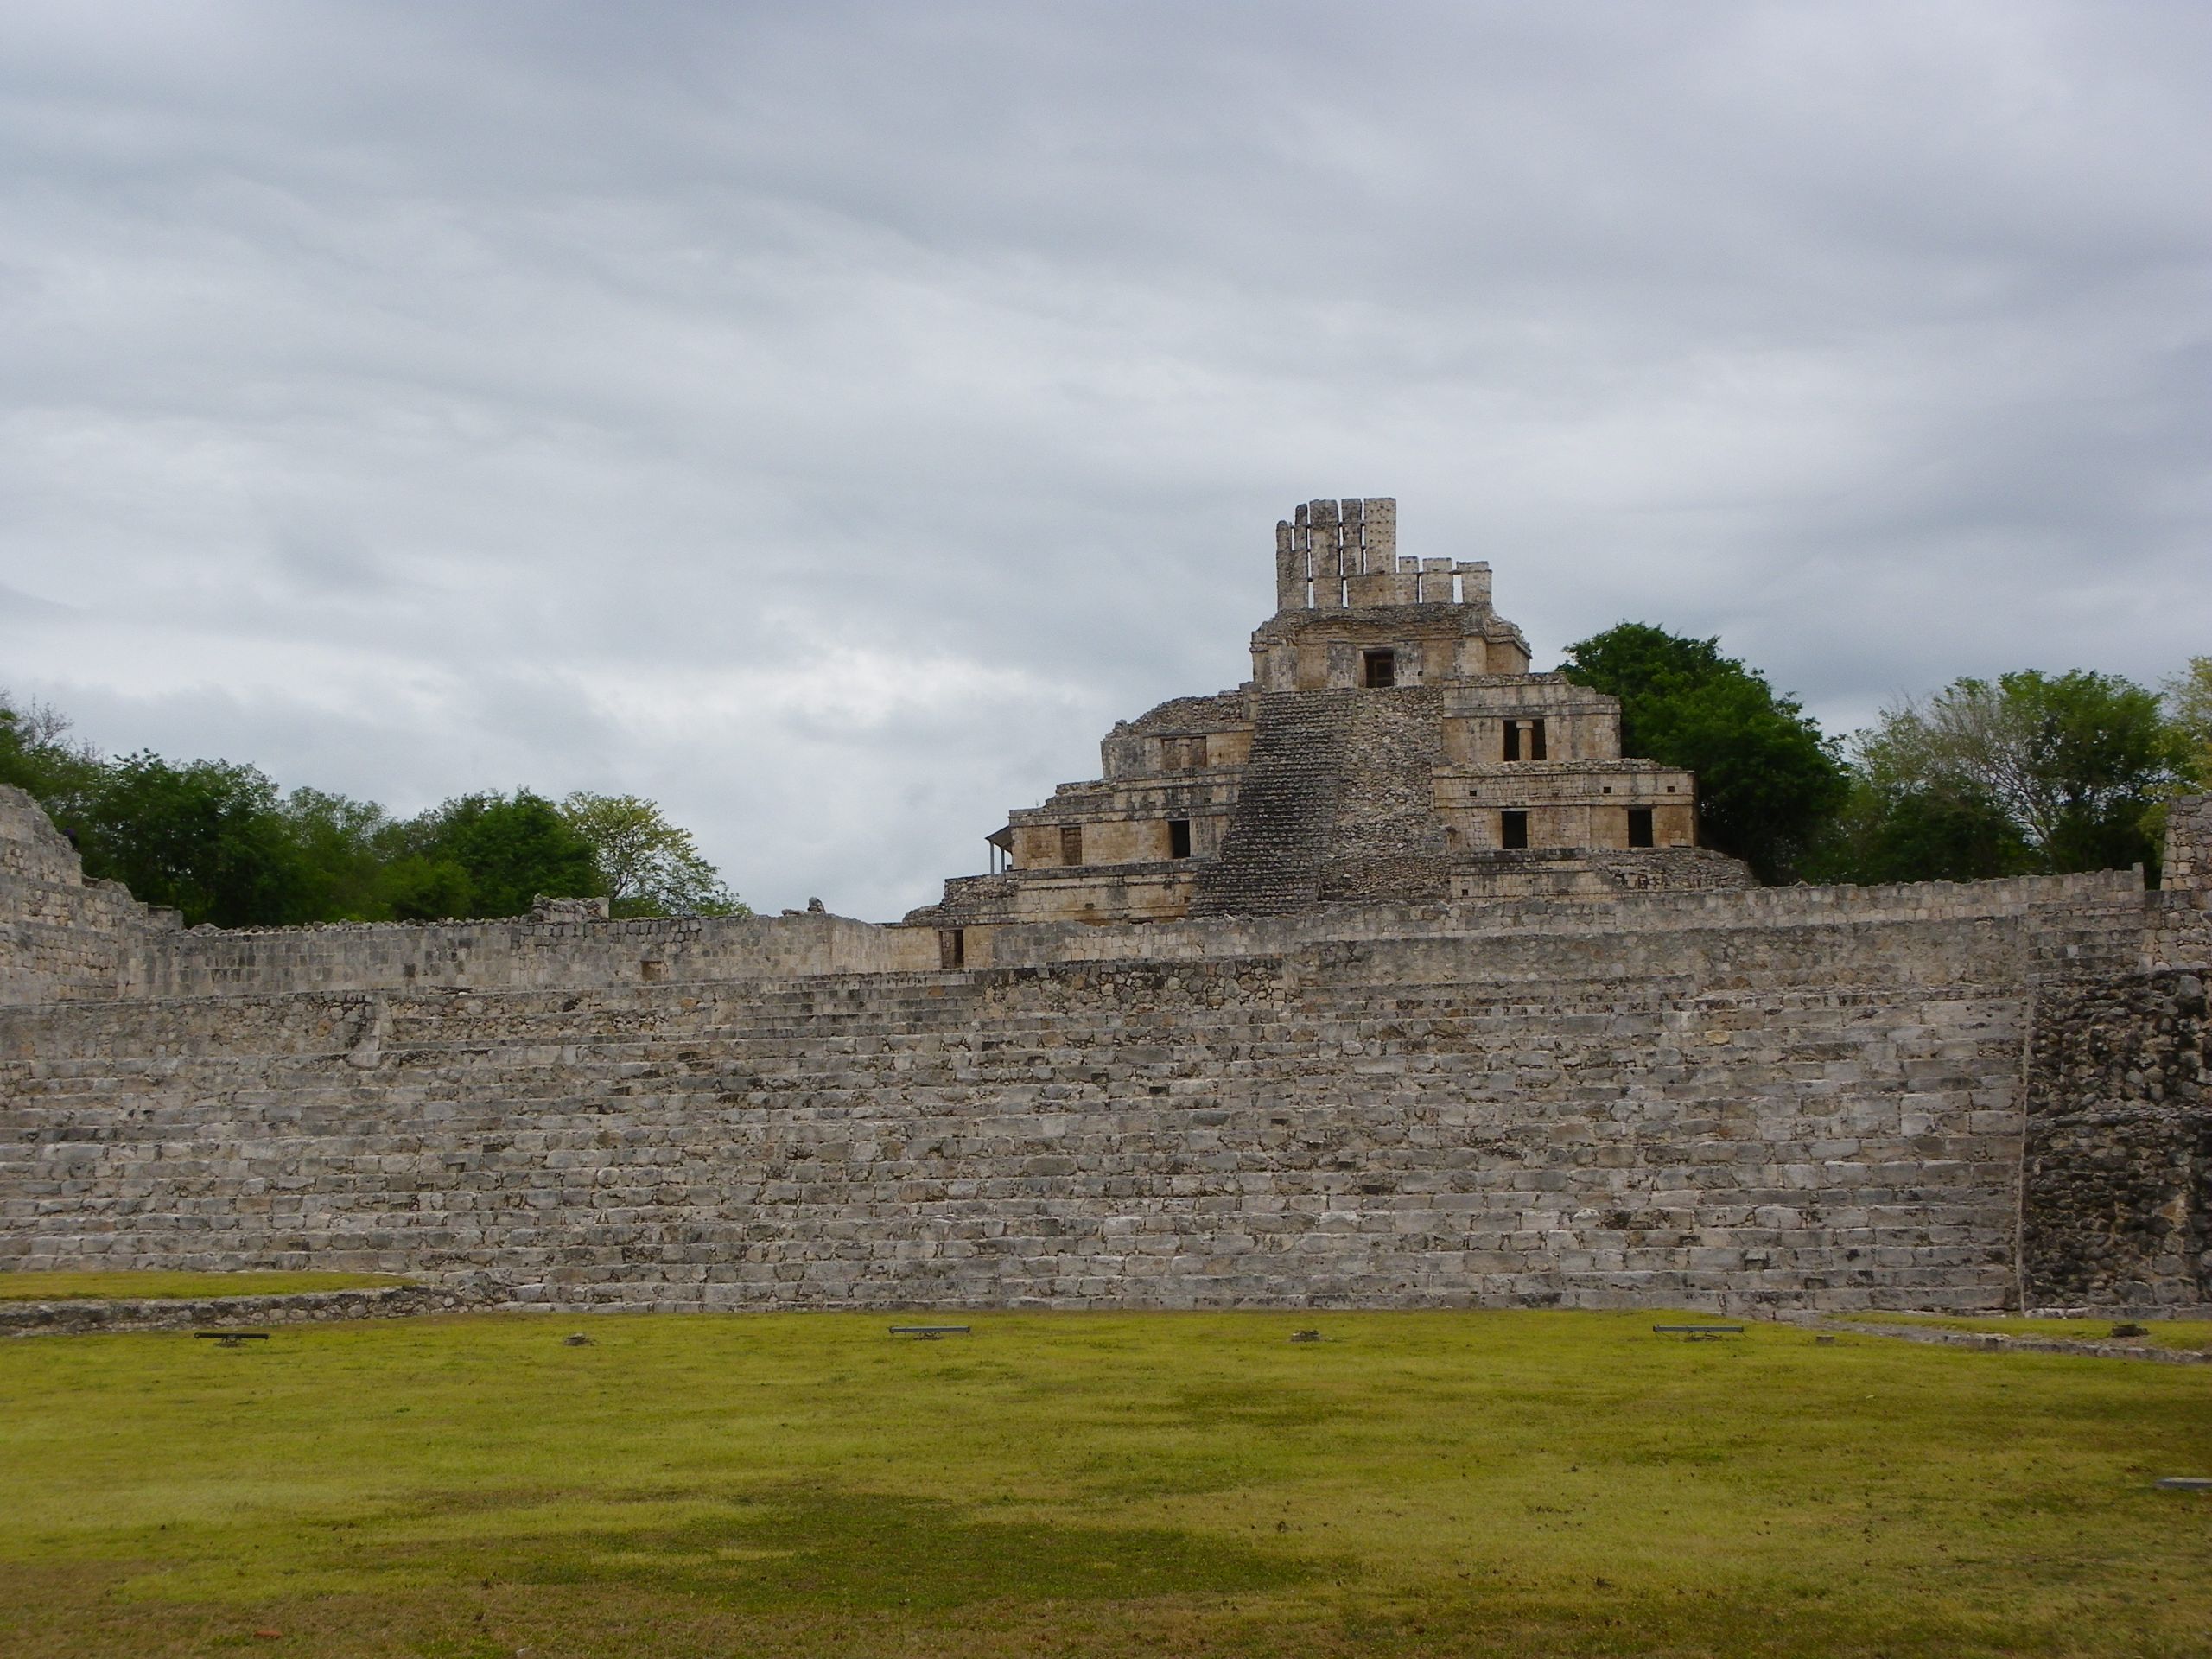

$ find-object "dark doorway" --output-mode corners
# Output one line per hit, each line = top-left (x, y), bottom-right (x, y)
(1362, 650), (1396, 688)
(1627, 807), (1655, 849)
(1168, 819), (1192, 859)
(1501, 810), (1529, 850)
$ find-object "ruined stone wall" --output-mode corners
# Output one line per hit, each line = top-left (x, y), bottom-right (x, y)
(0, 785), (171, 1005)
(125, 910), (933, 1001)
(0, 883), (2148, 1315)
(2020, 969), (2210, 1310)
(2152, 795), (2212, 969)
(2012, 798), (2212, 1309)
(117, 868), (2150, 996)
(965, 869), (2143, 970)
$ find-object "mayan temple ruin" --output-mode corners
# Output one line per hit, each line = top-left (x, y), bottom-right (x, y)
(3, 497), (2209, 1319)
(912, 497), (1745, 935)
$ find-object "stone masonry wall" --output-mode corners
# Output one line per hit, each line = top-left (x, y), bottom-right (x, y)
(1, 900), (2111, 1315)
(2020, 968), (2210, 1309)
(2016, 809), (2212, 1309)
(1316, 687), (1449, 905)
(2152, 794), (2212, 969)
(0, 785), (170, 1005)
(124, 910), (931, 1002)
(6, 771), (2209, 1315)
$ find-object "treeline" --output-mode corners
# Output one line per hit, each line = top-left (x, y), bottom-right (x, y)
(0, 696), (746, 928)
(6, 636), (2208, 927)
(1560, 625), (2211, 885)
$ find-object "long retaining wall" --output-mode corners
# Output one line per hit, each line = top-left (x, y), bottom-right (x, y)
(3, 784), (2208, 1314)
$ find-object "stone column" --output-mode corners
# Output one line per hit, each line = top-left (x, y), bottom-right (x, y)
(1274, 518), (1304, 613)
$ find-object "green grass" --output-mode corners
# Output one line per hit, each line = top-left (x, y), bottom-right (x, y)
(0, 1270), (410, 1302)
(1834, 1312), (2212, 1355)
(2, 1310), (2208, 1657)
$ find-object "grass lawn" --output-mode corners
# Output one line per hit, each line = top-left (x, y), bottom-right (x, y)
(0, 1270), (410, 1302)
(1833, 1312), (2212, 1356)
(2, 1309), (2208, 1658)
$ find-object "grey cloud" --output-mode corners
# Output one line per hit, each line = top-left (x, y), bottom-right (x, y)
(2, 2), (2208, 919)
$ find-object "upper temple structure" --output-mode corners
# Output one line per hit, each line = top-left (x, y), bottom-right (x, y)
(909, 497), (1751, 929)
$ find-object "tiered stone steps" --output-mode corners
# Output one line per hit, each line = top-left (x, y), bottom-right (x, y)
(1189, 690), (1355, 917)
(0, 934), (2037, 1318)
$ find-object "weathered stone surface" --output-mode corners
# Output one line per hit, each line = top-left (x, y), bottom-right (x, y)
(2, 809), (2202, 1314)
(2021, 969), (2211, 1308)
(0, 1283), (486, 1336)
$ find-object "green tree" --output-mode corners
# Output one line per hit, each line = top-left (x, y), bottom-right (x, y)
(2165, 656), (2212, 783)
(558, 791), (747, 918)
(375, 852), (475, 923)
(281, 788), (398, 922)
(1802, 778), (2037, 887)
(1853, 671), (2194, 877)
(76, 753), (308, 927)
(388, 791), (601, 919)
(1557, 623), (1847, 882)
(0, 691), (106, 823)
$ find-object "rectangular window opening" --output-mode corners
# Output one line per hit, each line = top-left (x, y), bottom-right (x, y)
(939, 928), (965, 969)
(1503, 719), (1547, 761)
(1168, 818), (1192, 859)
(1362, 650), (1396, 689)
(1059, 823), (1084, 867)
(1501, 810), (1529, 850)
(1627, 807), (1655, 849)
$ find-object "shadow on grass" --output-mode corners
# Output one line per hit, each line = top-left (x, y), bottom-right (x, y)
(372, 1489), (1329, 1612)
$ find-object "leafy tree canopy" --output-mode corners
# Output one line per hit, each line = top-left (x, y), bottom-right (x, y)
(0, 693), (105, 817)
(395, 791), (603, 920)
(2, 690), (744, 926)
(76, 753), (307, 928)
(1801, 777), (2037, 887)
(559, 792), (748, 918)
(1849, 671), (2194, 878)
(1557, 623), (1847, 883)
(2165, 656), (2212, 784)
(282, 787), (398, 923)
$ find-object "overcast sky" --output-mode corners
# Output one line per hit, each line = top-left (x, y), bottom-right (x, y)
(2, 3), (2207, 919)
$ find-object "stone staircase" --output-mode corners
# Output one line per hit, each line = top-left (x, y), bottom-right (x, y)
(1189, 690), (1356, 917)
